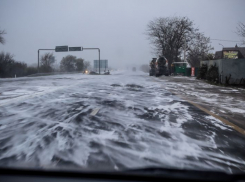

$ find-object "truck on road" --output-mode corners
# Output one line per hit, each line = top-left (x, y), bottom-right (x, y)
(149, 56), (169, 77)
(149, 58), (157, 76)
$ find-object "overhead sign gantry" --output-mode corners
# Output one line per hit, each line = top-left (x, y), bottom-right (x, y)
(38, 46), (101, 74)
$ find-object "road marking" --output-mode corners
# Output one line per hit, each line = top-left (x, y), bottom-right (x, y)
(90, 108), (100, 116)
(170, 90), (245, 136)
(186, 99), (245, 136)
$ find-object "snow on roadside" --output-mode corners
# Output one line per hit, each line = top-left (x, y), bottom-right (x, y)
(205, 116), (233, 131)
(158, 77), (245, 115)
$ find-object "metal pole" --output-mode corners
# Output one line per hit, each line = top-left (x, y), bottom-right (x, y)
(38, 50), (39, 73)
(99, 49), (100, 74)
(184, 37), (186, 62)
(83, 48), (101, 74)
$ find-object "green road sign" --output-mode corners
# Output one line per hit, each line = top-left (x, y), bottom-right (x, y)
(69, 47), (83, 51)
(55, 46), (68, 52)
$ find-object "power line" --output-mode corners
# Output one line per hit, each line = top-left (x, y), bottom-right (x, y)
(210, 39), (243, 42)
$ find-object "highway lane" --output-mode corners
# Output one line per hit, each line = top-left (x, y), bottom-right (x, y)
(0, 71), (244, 173)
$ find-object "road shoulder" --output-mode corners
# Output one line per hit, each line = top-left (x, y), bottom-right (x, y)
(155, 75), (245, 135)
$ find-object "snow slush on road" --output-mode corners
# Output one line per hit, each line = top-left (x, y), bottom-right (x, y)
(0, 70), (244, 173)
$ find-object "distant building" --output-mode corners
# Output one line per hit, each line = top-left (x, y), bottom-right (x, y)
(214, 45), (245, 59)
(201, 45), (245, 84)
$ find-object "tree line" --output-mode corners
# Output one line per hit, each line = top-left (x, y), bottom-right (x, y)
(39, 53), (91, 73)
(0, 52), (37, 78)
(0, 28), (90, 78)
(0, 51), (91, 78)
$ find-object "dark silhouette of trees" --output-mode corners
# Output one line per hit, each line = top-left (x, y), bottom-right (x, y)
(0, 52), (29, 78)
(0, 29), (37, 78)
(0, 52), (15, 77)
(26, 67), (38, 75)
(204, 53), (215, 60)
(40, 53), (56, 73)
(0, 29), (6, 44)
(83, 61), (91, 70)
(60, 55), (84, 72)
(146, 16), (212, 69)
(60, 55), (76, 72)
(236, 22), (245, 45)
(187, 32), (213, 67)
(75, 58), (84, 71)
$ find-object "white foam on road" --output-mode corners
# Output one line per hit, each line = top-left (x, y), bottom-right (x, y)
(0, 70), (244, 173)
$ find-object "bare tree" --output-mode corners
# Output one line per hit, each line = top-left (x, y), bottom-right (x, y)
(146, 16), (197, 72)
(83, 61), (91, 70)
(0, 52), (14, 77)
(0, 29), (6, 44)
(0, 52), (28, 78)
(76, 58), (84, 71)
(60, 55), (77, 72)
(205, 53), (215, 60)
(187, 32), (213, 67)
(60, 56), (86, 72)
(236, 22), (245, 45)
(40, 53), (56, 72)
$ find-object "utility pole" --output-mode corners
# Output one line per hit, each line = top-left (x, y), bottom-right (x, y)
(184, 37), (186, 62)
(99, 49), (100, 74)
(219, 43), (224, 48)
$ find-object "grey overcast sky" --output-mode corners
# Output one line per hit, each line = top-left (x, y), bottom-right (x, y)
(0, 0), (245, 68)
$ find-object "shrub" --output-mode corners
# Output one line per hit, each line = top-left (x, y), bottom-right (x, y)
(206, 64), (219, 83)
(26, 67), (38, 76)
(197, 64), (208, 79)
(0, 52), (28, 78)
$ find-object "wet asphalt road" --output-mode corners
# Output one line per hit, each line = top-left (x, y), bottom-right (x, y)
(0, 71), (244, 173)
